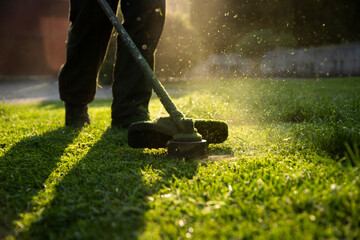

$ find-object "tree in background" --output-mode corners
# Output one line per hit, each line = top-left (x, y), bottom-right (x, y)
(189, 0), (360, 55)
(292, 0), (360, 47)
(155, 12), (202, 78)
(235, 29), (297, 59)
(100, 0), (360, 82)
(189, 0), (295, 55)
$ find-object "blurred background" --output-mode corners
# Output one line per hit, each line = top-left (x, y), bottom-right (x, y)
(0, 0), (359, 83)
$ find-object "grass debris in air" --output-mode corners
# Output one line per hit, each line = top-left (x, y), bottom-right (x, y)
(0, 77), (359, 239)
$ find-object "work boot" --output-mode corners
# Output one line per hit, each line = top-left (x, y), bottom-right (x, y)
(65, 103), (90, 127)
(111, 113), (150, 129)
(128, 117), (228, 148)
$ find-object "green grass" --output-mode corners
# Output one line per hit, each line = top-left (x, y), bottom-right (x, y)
(1, 77), (359, 239)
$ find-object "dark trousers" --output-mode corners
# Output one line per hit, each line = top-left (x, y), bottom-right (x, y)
(59, 0), (165, 127)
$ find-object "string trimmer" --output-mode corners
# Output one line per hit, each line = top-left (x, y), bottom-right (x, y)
(97, 0), (228, 159)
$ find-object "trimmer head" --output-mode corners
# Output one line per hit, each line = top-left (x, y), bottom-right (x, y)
(168, 139), (208, 159)
(128, 117), (228, 159)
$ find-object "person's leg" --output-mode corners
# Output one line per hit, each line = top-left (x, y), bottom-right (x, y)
(59, 0), (119, 126)
(111, 0), (166, 128)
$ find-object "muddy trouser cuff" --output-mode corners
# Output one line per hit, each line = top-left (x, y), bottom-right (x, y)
(58, 0), (119, 105)
(111, 0), (165, 126)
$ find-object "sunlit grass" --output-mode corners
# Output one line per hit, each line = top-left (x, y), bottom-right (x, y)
(0, 77), (359, 239)
(166, 77), (360, 157)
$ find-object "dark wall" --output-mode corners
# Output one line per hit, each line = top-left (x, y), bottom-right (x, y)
(0, 0), (69, 76)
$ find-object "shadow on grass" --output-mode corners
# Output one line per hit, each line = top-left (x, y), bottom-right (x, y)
(0, 127), (81, 238)
(20, 127), (199, 239)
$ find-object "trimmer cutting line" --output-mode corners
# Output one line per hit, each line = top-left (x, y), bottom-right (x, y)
(97, 0), (228, 159)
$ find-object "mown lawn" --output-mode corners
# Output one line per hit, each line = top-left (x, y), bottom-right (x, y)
(1, 77), (359, 239)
